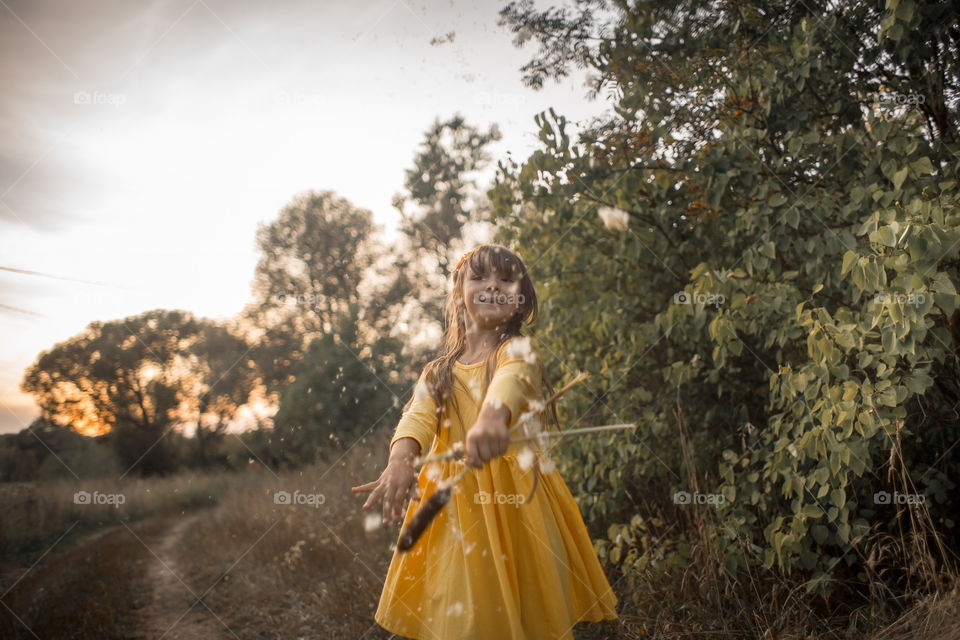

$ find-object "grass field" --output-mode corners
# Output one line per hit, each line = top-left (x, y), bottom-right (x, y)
(2, 431), (958, 639)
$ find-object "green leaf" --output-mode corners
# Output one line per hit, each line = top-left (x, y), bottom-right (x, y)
(769, 193), (788, 207)
(785, 206), (800, 229)
(870, 226), (897, 247)
(831, 488), (846, 509)
(904, 372), (933, 394)
(910, 156), (934, 175)
(841, 250), (858, 275)
(893, 167), (909, 190)
(932, 274), (957, 296)
(802, 503), (824, 518)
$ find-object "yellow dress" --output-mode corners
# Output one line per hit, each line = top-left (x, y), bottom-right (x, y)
(375, 336), (619, 640)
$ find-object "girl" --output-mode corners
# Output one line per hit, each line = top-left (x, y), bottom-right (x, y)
(351, 244), (618, 639)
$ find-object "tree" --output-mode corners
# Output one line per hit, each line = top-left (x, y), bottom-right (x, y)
(181, 320), (260, 469)
(492, 0), (960, 610)
(377, 114), (504, 354)
(20, 309), (257, 475)
(240, 190), (379, 392)
(394, 113), (503, 278)
(270, 302), (405, 467)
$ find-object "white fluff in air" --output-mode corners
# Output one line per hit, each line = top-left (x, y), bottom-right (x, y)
(515, 410), (542, 438)
(505, 336), (537, 364)
(517, 447), (535, 471)
(411, 379), (431, 406)
(364, 512), (383, 532)
(597, 206), (629, 231)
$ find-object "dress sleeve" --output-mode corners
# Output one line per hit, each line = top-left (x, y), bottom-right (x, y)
(482, 336), (543, 429)
(390, 369), (440, 454)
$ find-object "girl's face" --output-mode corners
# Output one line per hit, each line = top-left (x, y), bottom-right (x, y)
(461, 262), (523, 330)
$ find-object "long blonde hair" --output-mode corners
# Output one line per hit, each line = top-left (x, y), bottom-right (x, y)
(403, 244), (560, 443)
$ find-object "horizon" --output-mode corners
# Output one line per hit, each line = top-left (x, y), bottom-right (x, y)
(0, 0), (609, 435)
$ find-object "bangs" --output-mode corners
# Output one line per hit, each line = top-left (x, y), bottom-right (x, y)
(467, 245), (524, 278)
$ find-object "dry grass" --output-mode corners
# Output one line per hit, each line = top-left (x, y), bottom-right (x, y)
(0, 515), (175, 639)
(3, 429), (960, 639)
(0, 471), (230, 562)
(174, 433), (399, 638)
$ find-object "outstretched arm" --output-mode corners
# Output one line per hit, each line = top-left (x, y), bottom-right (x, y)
(351, 369), (439, 522)
(351, 436), (420, 522)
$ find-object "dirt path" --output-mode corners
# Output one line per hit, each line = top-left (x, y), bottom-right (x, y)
(130, 511), (231, 640)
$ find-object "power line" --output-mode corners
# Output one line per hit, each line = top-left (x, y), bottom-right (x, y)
(0, 303), (44, 317)
(0, 265), (138, 290)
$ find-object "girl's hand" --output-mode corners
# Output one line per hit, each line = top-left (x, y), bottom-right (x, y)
(351, 460), (419, 522)
(465, 403), (511, 469)
(351, 437), (421, 522)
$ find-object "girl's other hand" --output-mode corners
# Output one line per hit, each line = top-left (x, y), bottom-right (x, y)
(465, 403), (511, 469)
(351, 437), (420, 522)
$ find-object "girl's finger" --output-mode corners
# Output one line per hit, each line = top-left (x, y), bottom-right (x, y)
(478, 440), (493, 464)
(391, 484), (408, 520)
(395, 482), (413, 519)
(383, 486), (400, 521)
(362, 486), (383, 510)
(352, 480), (378, 493)
(466, 439), (482, 469)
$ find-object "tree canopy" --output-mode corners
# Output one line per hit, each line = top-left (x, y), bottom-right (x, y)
(491, 0), (960, 602)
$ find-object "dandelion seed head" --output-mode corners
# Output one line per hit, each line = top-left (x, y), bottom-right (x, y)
(505, 336), (536, 364)
(517, 447), (535, 471)
(517, 411), (541, 437)
(467, 377), (481, 401)
(364, 512), (382, 532)
(413, 380), (430, 404)
(597, 206), (629, 231)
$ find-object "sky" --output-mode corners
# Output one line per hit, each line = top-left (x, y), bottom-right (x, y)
(0, 0), (611, 435)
